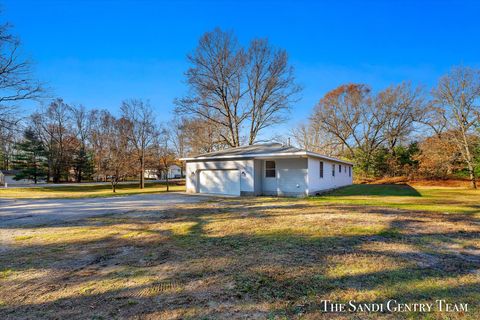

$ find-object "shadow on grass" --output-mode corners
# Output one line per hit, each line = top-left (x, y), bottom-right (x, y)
(327, 184), (422, 197)
(1, 199), (479, 318)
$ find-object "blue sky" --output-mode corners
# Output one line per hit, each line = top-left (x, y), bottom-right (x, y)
(3, 0), (480, 138)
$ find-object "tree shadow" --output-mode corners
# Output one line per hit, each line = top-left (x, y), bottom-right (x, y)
(1, 198), (479, 318)
(328, 184), (422, 197)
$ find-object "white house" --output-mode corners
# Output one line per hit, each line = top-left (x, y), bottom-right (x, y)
(181, 143), (353, 197)
(144, 165), (183, 180)
(0, 170), (43, 186)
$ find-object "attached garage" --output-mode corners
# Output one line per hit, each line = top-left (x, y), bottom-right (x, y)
(182, 143), (353, 197)
(198, 169), (241, 196)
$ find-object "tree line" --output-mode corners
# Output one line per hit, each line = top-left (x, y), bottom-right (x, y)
(4, 99), (177, 191)
(0, 20), (479, 189)
(292, 69), (480, 188)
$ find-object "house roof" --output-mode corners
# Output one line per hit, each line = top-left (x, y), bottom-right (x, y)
(0, 169), (19, 175)
(180, 143), (353, 165)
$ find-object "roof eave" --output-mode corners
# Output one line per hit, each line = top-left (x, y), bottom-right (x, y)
(180, 151), (353, 165)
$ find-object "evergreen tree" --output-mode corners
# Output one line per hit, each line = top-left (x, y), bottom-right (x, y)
(72, 148), (94, 182)
(14, 128), (48, 183)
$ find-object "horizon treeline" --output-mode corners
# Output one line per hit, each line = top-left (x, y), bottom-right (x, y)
(0, 23), (479, 189)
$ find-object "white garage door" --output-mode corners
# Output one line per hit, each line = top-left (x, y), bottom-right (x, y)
(199, 169), (240, 196)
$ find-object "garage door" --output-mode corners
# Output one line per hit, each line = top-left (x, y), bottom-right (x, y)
(199, 169), (240, 196)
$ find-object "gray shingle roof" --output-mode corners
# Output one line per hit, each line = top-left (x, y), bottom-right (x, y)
(182, 143), (353, 165)
(194, 143), (303, 158)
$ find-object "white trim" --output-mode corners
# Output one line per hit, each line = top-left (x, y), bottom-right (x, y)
(181, 151), (353, 166)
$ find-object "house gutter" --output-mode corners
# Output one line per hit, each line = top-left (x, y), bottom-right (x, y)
(180, 151), (354, 166)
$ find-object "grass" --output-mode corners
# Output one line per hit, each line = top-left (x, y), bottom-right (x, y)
(311, 183), (480, 215)
(0, 185), (479, 319)
(0, 182), (185, 199)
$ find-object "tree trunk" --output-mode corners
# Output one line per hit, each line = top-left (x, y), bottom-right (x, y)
(166, 174), (169, 192)
(461, 132), (477, 189)
(140, 153), (145, 189)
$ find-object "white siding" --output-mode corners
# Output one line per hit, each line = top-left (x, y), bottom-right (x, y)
(262, 158), (308, 196)
(3, 175), (39, 185)
(186, 159), (254, 195)
(307, 157), (353, 194)
(253, 159), (263, 196)
(186, 156), (352, 197)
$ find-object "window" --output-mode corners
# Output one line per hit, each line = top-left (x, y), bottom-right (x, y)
(332, 164), (335, 177)
(265, 161), (276, 178)
(349, 166), (351, 177)
(319, 161), (324, 178)
(339, 165), (342, 173)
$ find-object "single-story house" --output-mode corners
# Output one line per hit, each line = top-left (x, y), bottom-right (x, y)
(144, 165), (183, 180)
(181, 143), (353, 197)
(0, 170), (44, 186)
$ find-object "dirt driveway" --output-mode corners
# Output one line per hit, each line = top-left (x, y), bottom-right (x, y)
(0, 192), (209, 227)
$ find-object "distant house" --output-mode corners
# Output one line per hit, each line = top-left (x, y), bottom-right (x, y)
(144, 165), (183, 180)
(181, 143), (353, 197)
(0, 170), (45, 186)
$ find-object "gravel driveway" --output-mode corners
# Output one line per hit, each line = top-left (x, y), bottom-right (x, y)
(0, 192), (209, 227)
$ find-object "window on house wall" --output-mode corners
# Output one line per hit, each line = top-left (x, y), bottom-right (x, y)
(339, 165), (342, 173)
(349, 166), (351, 177)
(319, 161), (324, 178)
(265, 160), (276, 178)
(332, 164), (335, 177)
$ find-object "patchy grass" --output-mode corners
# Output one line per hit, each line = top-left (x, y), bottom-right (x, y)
(311, 184), (480, 215)
(0, 186), (479, 319)
(0, 182), (185, 199)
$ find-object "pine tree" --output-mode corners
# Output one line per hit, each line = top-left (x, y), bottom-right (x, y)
(72, 147), (94, 182)
(14, 128), (48, 184)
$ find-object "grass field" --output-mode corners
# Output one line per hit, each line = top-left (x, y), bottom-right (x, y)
(312, 184), (480, 215)
(0, 184), (479, 319)
(0, 182), (185, 199)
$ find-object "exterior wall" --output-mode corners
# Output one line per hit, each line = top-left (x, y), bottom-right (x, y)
(307, 157), (353, 194)
(186, 159), (254, 195)
(253, 159), (263, 196)
(261, 158), (308, 196)
(145, 165), (182, 180)
(186, 156), (351, 197)
(4, 175), (39, 185)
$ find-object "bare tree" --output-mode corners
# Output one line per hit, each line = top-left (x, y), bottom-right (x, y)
(377, 82), (426, 154)
(176, 29), (245, 147)
(291, 121), (343, 156)
(0, 22), (42, 131)
(310, 83), (426, 174)
(154, 128), (177, 192)
(0, 115), (16, 169)
(246, 39), (301, 144)
(179, 117), (228, 155)
(102, 117), (134, 192)
(121, 99), (157, 189)
(176, 28), (300, 147)
(433, 67), (480, 188)
(31, 99), (73, 183)
(311, 84), (369, 158)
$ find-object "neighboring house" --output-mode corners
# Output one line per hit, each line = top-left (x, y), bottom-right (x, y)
(144, 165), (183, 180)
(181, 143), (353, 197)
(0, 170), (44, 186)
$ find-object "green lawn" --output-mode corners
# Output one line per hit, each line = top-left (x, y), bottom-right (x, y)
(0, 184), (479, 318)
(0, 182), (185, 199)
(311, 184), (480, 215)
